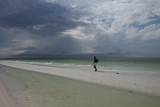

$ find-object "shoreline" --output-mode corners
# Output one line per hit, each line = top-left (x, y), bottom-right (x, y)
(0, 61), (160, 96)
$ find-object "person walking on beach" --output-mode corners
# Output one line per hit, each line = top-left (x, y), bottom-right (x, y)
(93, 56), (98, 72)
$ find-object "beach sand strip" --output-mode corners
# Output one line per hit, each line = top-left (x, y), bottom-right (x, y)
(0, 61), (160, 96)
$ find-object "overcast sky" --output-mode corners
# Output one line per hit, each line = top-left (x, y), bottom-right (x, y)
(0, 0), (160, 58)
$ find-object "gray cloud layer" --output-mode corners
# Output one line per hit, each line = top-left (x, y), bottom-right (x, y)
(0, 0), (160, 58)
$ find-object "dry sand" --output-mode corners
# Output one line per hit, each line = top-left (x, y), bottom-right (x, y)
(0, 61), (160, 97)
(0, 81), (15, 107)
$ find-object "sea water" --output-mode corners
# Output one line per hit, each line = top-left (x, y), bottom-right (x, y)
(3, 57), (160, 73)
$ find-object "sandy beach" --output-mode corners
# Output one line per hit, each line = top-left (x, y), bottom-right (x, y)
(1, 61), (160, 96)
(0, 61), (160, 107)
(0, 81), (15, 107)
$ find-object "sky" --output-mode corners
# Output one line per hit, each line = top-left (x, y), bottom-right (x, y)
(0, 0), (160, 58)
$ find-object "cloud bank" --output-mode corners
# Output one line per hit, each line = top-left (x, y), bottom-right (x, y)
(0, 0), (160, 58)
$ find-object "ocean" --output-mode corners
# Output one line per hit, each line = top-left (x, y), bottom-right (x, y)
(2, 57), (160, 73)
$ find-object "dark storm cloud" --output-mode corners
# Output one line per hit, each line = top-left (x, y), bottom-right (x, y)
(0, 0), (86, 57)
(0, 0), (78, 35)
(12, 36), (83, 58)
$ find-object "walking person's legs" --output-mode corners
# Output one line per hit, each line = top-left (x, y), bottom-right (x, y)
(94, 63), (97, 72)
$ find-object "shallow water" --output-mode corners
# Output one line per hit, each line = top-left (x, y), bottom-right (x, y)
(0, 64), (160, 107)
(2, 58), (160, 72)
